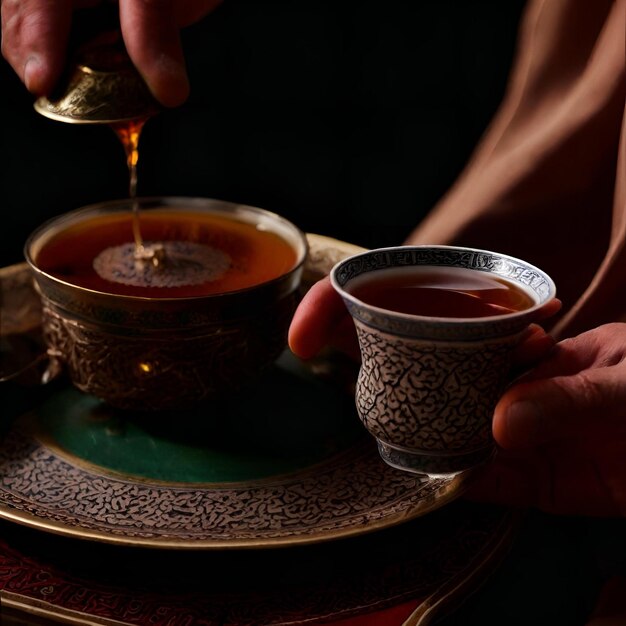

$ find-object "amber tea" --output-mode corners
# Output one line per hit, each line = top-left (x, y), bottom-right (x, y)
(347, 265), (535, 318)
(112, 117), (146, 256)
(35, 208), (298, 298)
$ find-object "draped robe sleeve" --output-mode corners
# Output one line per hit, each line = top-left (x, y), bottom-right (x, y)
(405, 0), (626, 340)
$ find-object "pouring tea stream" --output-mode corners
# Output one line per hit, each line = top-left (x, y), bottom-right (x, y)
(33, 33), (173, 275)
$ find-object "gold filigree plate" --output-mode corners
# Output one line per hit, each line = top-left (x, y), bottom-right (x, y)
(0, 235), (473, 549)
(0, 419), (471, 549)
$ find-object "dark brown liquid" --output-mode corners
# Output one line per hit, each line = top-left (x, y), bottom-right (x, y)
(348, 266), (534, 317)
(36, 210), (298, 298)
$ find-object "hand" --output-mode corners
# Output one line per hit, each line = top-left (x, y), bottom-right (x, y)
(289, 275), (361, 361)
(288, 276), (626, 517)
(1, 0), (222, 107)
(467, 323), (626, 517)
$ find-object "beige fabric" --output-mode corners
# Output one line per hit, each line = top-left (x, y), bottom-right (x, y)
(406, 0), (626, 339)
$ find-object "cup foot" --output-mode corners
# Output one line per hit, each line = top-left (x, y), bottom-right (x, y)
(377, 440), (494, 478)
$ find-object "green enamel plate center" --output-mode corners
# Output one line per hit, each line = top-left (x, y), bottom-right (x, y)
(33, 351), (363, 484)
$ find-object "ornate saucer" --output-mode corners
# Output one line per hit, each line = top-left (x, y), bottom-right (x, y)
(0, 235), (472, 549)
(0, 236), (520, 624)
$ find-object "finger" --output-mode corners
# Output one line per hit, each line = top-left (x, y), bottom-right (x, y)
(493, 364), (626, 449)
(511, 324), (556, 371)
(327, 312), (362, 362)
(288, 277), (352, 359)
(515, 325), (625, 385)
(118, 0), (189, 107)
(1, 0), (73, 95)
(535, 297), (562, 322)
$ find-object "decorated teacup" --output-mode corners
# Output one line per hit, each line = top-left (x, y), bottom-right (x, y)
(330, 245), (556, 476)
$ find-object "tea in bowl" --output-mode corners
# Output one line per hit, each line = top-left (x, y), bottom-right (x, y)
(25, 197), (308, 411)
(330, 245), (556, 477)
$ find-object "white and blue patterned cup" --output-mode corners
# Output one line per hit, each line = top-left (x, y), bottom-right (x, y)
(330, 245), (557, 477)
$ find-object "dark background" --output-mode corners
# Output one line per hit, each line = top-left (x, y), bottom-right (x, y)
(0, 0), (526, 267)
(3, 4), (626, 624)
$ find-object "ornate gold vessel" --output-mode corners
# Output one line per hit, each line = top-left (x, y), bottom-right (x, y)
(34, 35), (160, 124)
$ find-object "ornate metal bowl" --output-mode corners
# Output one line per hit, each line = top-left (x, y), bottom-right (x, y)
(24, 197), (308, 410)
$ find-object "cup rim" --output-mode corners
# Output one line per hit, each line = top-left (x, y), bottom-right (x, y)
(24, 196), (309, 303)
(330, 244), (557, 326)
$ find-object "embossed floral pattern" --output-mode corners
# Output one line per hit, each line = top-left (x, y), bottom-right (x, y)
(41, 293), (295, 410)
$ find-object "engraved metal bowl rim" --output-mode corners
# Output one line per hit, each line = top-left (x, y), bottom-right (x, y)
(330, 244), (557, 329)
(24, 196), (309, 303)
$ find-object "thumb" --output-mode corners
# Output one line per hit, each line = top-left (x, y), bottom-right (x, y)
(493, 366), (626, 449)
(288, 276), (360, 361)
(1, 0), (73, 95)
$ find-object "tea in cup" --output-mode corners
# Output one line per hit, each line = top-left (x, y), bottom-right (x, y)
(25, 197), (308, 411)
(330, 245), (556, 476)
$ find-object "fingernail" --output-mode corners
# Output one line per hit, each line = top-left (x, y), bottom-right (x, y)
(504, 401), (542, 447)
(24, 56), (43, 93)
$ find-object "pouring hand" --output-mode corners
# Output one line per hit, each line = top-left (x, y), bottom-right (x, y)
(1, 0), (222, 107)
